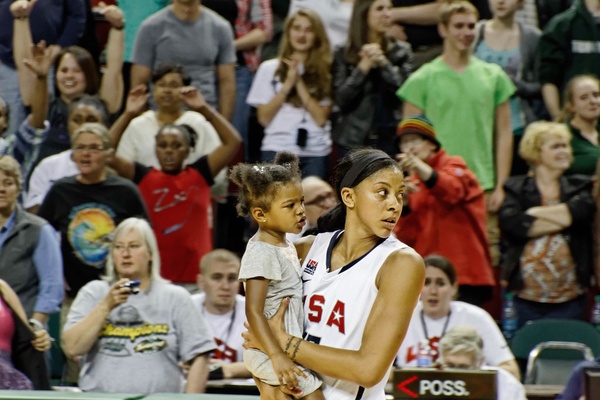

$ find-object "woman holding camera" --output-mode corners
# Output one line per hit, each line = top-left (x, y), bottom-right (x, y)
(62, 218), (216, 393)
(246, 8), (332, 178)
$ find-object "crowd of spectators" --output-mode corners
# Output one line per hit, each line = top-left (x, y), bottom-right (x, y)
(0, 0), (599, 395)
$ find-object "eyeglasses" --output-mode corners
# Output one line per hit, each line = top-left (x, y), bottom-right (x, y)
(114, 243), (144, 253)
(305, 192), (336, 208)
(72, 145), (105, 153)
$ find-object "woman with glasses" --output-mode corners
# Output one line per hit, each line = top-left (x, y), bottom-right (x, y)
(24, 95), (110, 214)
(438, 326), (526, 400)
(395, 255), (521, 380)
(63, 217), (216, 393)
(37, 123), (148, 310)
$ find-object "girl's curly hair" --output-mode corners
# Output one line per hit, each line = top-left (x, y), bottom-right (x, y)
(230, 152), (302, 217)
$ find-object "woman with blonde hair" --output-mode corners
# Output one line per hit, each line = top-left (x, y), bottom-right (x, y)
(560, 74), (600, 176)
(499, 121), (595, 327)
(246, 8), (333, 179)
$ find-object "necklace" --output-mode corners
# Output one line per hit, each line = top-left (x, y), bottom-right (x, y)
(420, 310), (452, 340)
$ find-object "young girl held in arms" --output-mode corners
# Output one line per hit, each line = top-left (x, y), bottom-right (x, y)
(230, 152), (324, 399)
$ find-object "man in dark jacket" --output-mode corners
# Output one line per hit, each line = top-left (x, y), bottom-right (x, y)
(537, 0), (600, 119)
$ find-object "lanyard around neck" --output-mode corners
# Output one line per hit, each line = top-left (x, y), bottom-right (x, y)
(420, 310), (452, 341)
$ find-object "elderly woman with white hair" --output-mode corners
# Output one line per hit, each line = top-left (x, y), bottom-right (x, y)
(62, 217), (216, 393)
(438, 326), (526, 400)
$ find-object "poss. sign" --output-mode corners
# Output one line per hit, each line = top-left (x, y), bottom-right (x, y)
(393, 368), (497, 399)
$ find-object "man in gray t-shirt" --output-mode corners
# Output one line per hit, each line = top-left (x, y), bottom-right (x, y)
(131, 0), (236, 119)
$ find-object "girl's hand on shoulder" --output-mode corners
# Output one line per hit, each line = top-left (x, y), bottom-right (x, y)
(31, 329), (52, 352)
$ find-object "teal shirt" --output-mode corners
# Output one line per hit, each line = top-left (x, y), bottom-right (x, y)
(474, 42), (524, 132)
(565, 123), (599, 176)
(118, 0), (170, 62)
(397, 56), (516, 190)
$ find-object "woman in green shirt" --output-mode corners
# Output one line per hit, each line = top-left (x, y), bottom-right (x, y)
(562, 74), (600, 176)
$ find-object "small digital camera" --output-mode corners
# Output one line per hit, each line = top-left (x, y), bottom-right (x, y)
(120, 279), (141, 295)
(296, 128), (308, 148)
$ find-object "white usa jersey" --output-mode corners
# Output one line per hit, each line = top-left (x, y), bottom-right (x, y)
(301, 230), (409, 400)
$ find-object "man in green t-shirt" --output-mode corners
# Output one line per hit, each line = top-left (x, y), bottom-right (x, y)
(397, 0), (515, 265)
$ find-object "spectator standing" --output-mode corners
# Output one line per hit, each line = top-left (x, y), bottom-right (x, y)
(24, 95), (110, 213)
(0, 0), (85, 139)
(247, 8), (333, 178)
(117, 0), (170, 84)
(37, 123), (149, 304)
(204, 0), (273, 159)
(537, 0), (600, 120)
(11, 0), (124, 176)
(473, 0), (543, 176)
(395, 255), (520, 380)
(394, 115), (495, 305)
(109, 86), (242, 287)
(131, 0), (236, 120)
(332, 0), (412, 158)
(192, 249), (251, 379)
(288, 0), (355, 52)
(0, 156), (62, 325)
(115, 65), (222, 172)
(390, 0), (490, 70)
(397, 0), (515, 266)
(63, 218), (216, 393)
(562, 75), (600, 176)
(499, 121), (595, 326)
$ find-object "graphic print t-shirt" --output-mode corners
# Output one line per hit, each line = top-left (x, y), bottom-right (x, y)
(37, 175), (148, 297)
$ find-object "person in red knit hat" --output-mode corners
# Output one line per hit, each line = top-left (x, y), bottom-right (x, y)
(394, 114), (495, 306)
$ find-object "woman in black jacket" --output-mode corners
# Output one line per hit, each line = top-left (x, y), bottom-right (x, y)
(332, 0), (412, 158)
(499, 121), (595, 328)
